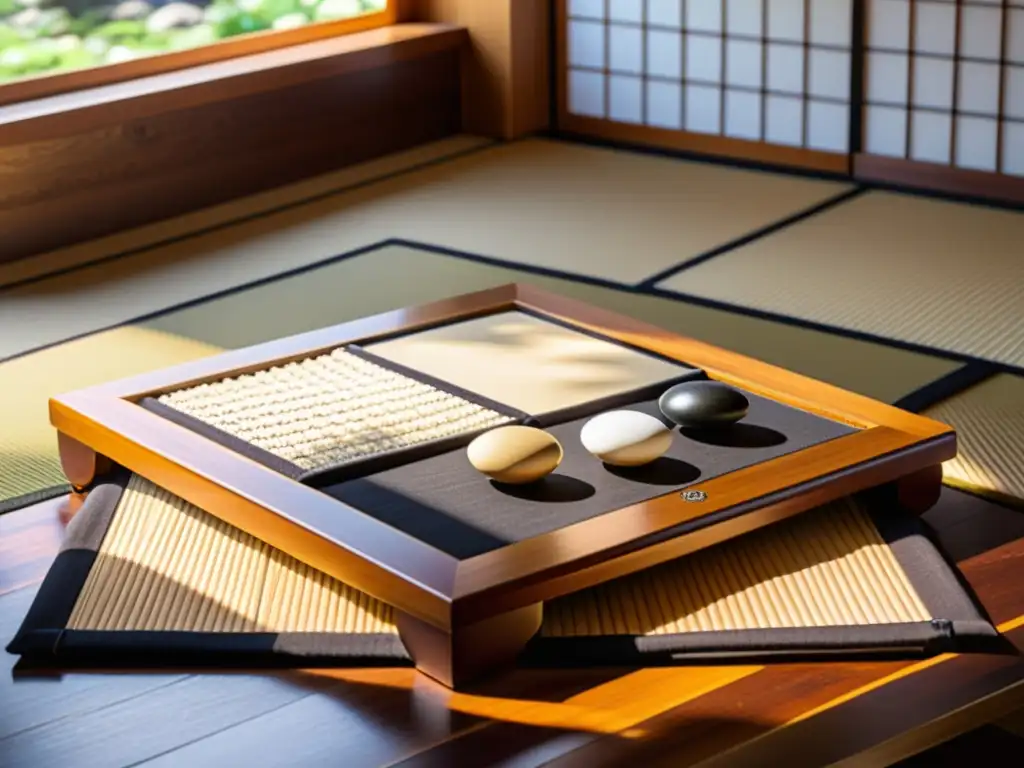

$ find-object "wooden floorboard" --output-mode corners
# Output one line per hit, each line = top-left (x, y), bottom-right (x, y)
(1, 486), (1021, 767)
(0, 496), (71, 596)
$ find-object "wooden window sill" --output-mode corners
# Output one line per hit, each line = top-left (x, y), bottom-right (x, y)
(0, 21), (467, 261)
(0, 23), (467, 145)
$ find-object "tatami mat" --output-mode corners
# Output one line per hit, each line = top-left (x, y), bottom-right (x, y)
(657, 192), (1024, 368)
(924, 374), (1024, 507)
(0, 138), (850, 360)
(0, 329), (220, 503)
(0, 244), (958, 505)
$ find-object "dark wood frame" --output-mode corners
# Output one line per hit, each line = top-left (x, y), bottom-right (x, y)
(48, 283), (956, 688)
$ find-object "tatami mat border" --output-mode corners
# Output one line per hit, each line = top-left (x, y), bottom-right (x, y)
(893, 364), (1002, 414)
(0, 484), (72, 516)
(637, 187), (868, 288)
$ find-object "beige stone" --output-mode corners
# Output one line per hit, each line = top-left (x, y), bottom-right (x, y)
(466, 425), (563, 484)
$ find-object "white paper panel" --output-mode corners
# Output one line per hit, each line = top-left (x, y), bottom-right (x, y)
(685, 85), (722, 134)
(867, 0), (910, 50)
(914, 2), (957, 56)
(609, 75), (644, 123)
(766, 43), (804, 93)
(726, 40), (763, 88)
(866, 52), (909, 104)
(958, 62), (1001, 115)
(609, 0), (643, 23)
(727, 0), (763, 36)
(809, 49), (851, 100)
(729, 0), (761, 36)
(647, 0), (683, 28)
(647, 29), (682, 79)
(955, 116), (999, 171)
(765, 94), (804, 146)
(960, 5), (1003, 61)
(910, 110), (952, 164)
(767, 0), (805, 42)
(609, 24), (643, 74)
(1001, 121), (1024, 176)
(725, 90), (762, 140)
(569, 0), (605, 19)
(687, 0), (724, 33)
(807, 101), (849, 152)
(1005, 66), (1024, 120)
(865, 105), (908, 157)
(646, 80), (683, 129)
(569, 69), (606, 117)
(1009, 9), (1024, 64)
(912, 57), (954, 110)
(569, 20), (606, 69)
(809, 0), (853, 47)
(687, 34), (723, 83)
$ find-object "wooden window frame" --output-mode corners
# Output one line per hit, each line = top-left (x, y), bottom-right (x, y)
(0, 2), (407, 108)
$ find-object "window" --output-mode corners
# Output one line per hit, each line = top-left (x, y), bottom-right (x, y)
(0, 0), (389, 89)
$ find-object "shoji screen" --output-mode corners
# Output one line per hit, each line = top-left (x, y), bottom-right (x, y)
(557, 0), (855, 172)
(858, 0), (1024, 202)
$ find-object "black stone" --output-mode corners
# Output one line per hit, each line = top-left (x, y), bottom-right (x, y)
(658, 380), (750, 429)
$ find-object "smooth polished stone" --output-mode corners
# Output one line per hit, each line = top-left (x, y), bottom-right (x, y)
(659, 380), (749, 428)
(467, 425), (563, 484)
(579, 410), (673, 467)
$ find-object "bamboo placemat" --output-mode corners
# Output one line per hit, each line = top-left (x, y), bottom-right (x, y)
(541, 497), (930, 637)
(9, 470), (999, 668)
(153, 347), (514, 475)
(68, 473), (399, 636)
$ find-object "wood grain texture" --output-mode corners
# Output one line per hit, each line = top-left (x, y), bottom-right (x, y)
(1, 486), (1021, 767)
(0, 25), (466, 263)
(45, 284), (957, 680)
(416, 0), (550, 138)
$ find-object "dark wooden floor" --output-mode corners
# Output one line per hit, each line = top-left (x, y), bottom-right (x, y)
(2, 485), (1023, 768)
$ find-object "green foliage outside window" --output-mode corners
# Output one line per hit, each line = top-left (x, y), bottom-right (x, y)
(0, 0), (386, 83)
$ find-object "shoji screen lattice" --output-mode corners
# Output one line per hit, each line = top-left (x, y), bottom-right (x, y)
(858, 0), (1024, 200)
(558, 0), (856, 172)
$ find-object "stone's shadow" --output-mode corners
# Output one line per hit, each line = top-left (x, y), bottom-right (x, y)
(490, 474), (596, 503)
(602, 457), (701, 486)
(680, 423), (787, 449)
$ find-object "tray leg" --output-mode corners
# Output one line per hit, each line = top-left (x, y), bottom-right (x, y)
(57, 432), (111, 492)
(892, 464), (945, 516)
(396, 603), (542, 689)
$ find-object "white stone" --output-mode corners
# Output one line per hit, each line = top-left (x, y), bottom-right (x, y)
(580, 410), (673, 467)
